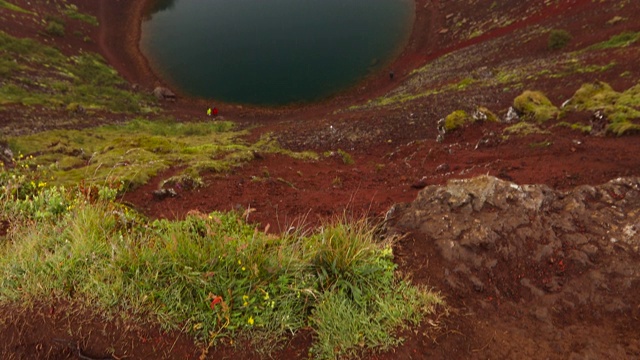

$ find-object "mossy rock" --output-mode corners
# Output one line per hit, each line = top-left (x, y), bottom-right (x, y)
(567, 81), (640, 134)
(513, 90), (558, 123)
(568, 81), (620, 111)
(444, 110), (471, 131)
(473, 106), (499, 122)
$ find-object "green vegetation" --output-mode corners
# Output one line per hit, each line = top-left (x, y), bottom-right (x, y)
(474, 106), (499, 122)
(63, 4), (99, 26)
(7, 118), (317, 190)
(0, 0), (32, 14)
(0, 31), (155, 114)
(548, 29), (572, 50)
(337, 149), (354, 165)
(565, 81), (640, 136)
(588, 31), (640, 50)
(0, 160), (442, 359)
(444, 110), (471, 131)
(44, 20), (65, 37)
(555, 121), (592, 134)
(529, 140), (553, 148)
(513, 90), (558, 123)
(503, 122), (550, 136)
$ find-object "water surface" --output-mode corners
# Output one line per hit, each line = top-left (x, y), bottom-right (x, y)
(141, 0), (413, 105)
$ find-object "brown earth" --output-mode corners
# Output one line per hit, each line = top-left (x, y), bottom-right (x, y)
(1, 0), (640, 359)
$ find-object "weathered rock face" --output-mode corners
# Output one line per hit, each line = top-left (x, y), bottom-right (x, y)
(388, 175), (640, 358)
(389, 174), (640, 311)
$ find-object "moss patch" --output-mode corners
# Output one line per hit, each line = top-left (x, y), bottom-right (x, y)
(565, 81), (640, 136)
(0, 0), (33, 14)
(8, 119), (318, 189)
(444, 110), (472, 131)
(503, 122), (550, 137)
(513, 90), (558, 123)
(0, 31), (155, 114)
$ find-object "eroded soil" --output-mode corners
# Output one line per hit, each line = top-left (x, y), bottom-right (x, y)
(1, 0), (640, 359)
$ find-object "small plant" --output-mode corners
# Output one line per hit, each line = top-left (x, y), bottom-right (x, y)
(444, 110), (471, 131)
(513, 90), (558, 123)
(337, 149), (354, 165)
(548, 29), (572, 50)
(44, 21), (65, 37)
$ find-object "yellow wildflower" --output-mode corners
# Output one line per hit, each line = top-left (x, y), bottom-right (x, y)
(248, 316), (254, 325)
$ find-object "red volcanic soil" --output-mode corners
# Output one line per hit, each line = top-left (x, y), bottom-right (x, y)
(2, 0), (640, 359)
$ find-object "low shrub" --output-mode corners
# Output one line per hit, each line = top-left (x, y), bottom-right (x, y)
(548, 29), (572, 50)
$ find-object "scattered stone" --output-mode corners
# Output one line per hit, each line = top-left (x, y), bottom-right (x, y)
(435, 163), (450, 173)
(411, 176), (429, 189)
(504, 106), (520, 123)
(152, 86), (177, 101)
(590, 110), (607, 136)
(152, 188), (177, 200)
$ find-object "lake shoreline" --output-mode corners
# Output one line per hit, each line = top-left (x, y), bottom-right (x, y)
(98, 0), (428, 110)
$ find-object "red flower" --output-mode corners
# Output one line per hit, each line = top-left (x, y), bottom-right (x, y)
(209, 295), (223, 309)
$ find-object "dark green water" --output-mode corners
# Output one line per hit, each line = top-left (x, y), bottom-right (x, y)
(141, 0), (413, 105)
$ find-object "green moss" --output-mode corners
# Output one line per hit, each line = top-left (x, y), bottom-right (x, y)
(444, 110), (471, 131)
(337, 149), (354, 165)
(0, 0), (33, 14)
(529, 140), (553, 148)
(456, 77), (476, 90)
(567, 81), (620, 111)
(474, 106), (499, 122)
(503, 122), (550, 136)
(8, 119), (317, 189)
(555, 122), (592, 134)
(588, 31), (640, 50)
(565, 81), (640, 134)
(63, 4), (99, 26)
(0, 31), (157, 115)
(44, 21), (65, 37)
(513, 90), (558, 123)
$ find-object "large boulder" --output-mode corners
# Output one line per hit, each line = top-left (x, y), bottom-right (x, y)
(152, 86), (176, 101)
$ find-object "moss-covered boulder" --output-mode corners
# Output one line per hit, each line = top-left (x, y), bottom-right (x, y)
(566, 81), (640, 136)
(444, 110), (472, 131)
(513, 90), (558, 123)
(567, 81), (620, 111)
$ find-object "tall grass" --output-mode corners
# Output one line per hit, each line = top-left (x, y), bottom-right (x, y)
(0, 164), (443, 359)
